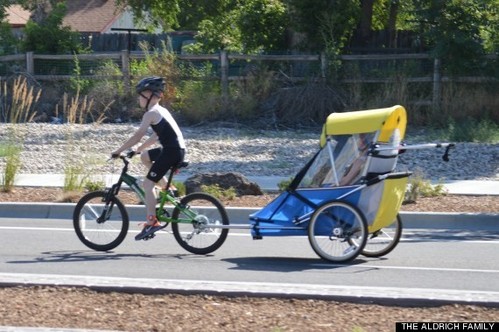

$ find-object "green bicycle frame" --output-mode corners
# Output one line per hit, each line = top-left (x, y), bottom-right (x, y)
(120, 172), (198, 225)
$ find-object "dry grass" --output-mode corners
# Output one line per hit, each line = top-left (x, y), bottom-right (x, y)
(57, 90), (105, 124)
(1, 76), (40, 123)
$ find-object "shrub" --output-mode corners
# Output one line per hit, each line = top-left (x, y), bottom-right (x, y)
(175, 62), (222, 123)
(277, 178), (293, 192)
(0, 143), (22, 192)
(172, 180), (186, 196)
(63, 164), (88, 192)
(1, 76), (41, 123)
(58, 91), (103, 124)
(134, 42), (180, 104)
(447, 117), (499, 143)
(405, 171), (447, 202)
(84, 180), (106, 192)
(200, 184), (236, 200)
(86, 60), (124, 122)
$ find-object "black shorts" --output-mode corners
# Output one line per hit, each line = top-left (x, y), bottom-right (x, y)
(146, 147), (185, 183)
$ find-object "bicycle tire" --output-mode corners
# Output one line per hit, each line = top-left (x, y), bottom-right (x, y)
(361, 214), (402, 257)
(171, 192), (229, 255)
(308, 200), (368, 263)
(73, 191), (129, 251)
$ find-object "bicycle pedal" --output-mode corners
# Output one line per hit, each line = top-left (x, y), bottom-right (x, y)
(143, 233), (156, 241)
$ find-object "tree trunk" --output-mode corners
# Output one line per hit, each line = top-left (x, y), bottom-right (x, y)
(388, 0), (399, 48)
(358, 0), (375, 47)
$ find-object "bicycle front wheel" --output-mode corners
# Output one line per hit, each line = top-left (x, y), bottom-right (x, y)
(361, 214), (402, 257)
(73, 191), (129, 251)
(171, 192), (229, 255)
(308, 200), (368, 263)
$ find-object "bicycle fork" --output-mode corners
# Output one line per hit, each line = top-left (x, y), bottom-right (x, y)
(96, 187), (118, 223)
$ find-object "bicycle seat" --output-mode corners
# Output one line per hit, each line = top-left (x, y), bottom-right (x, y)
(174, 160), (189, 170)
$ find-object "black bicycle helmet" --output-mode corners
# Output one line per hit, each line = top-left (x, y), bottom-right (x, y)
(135, 76), (165, 96)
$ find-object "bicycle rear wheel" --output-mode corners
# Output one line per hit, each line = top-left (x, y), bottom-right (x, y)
(361, 214), (402, 257)
(308, 200), (368, 263)
(171, 192), (229, 255)
(73, 191), (129, 251)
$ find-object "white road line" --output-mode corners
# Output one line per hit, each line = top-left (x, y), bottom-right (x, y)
(2, 226), (498, 275)
(1, 226), (498, 242)
(313, 263), (499, 274)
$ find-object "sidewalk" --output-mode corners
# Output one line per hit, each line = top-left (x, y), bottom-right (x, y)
(11, 173), (499, 195)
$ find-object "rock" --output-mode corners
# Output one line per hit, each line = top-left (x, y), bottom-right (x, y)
(185, 172), (264, 196)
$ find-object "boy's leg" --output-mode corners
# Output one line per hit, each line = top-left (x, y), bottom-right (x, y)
(143, 178), (157, 219)
(135, 177), (163, 241)
(141, 149), (167, 189)
(136, 147), (183, 240)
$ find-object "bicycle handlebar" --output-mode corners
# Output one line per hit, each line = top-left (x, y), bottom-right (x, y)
(110, 150), (137, 160)
(374, 142), (456, 162)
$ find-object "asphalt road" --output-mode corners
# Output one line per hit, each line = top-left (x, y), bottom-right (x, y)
(1, 217), (498, 305)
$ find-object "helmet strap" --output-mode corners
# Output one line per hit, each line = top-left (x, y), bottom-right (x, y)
(144, 94), (154, 110)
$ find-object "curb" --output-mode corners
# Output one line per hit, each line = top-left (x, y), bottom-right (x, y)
(0, 202), (497, 230)
(1, 272), (498, 307)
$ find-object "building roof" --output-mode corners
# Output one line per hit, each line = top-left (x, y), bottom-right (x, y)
(63, 0), (125, 33)
(5, 5), (31, 27)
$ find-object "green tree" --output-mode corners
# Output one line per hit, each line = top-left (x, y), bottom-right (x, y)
(286, 0), (360, 51)
(0, 0), (8, 19)
(238, 0), (288, 52)
(116, 0), (181, 30)
(121, 0), (288, 53)
(414, 0), (494, 75)
(22, 2), (83, 54)
(177, 0), (233, 30)
(0, 21), (19, 55)
(193, 12), (242, 53)
(0, 1), (20, 55)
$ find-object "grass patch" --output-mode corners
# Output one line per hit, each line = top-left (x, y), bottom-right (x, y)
(201, 184), (237, 200)
(63, 164), (89, 192)
(0, 143), (22, 192)
(84, 179), (106, 192)
(405, 171), (447, 203)
(447, 117), (499, 143)
(277, 178), (293, 191)
(172, 180), (186, 196)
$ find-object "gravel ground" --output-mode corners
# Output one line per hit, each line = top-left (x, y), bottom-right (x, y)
(1, 123), (497, 181)
(0, 122), (498, 331)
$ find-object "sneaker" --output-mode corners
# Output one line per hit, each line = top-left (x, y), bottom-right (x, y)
(135, 221), (163, 241)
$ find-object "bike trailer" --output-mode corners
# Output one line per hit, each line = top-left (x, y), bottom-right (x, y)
(250, 105), (410, 238)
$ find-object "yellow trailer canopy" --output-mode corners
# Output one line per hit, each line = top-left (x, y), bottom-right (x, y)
(320, 105), (407, 146)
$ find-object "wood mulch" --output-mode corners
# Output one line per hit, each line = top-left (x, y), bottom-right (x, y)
(1, 186), (497, 214)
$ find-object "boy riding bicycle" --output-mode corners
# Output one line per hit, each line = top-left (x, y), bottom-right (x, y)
(111, 76), (186, 240)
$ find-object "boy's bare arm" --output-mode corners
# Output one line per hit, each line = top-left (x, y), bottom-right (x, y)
(112, 112), (155, 155)
(137, 133), (159, 153)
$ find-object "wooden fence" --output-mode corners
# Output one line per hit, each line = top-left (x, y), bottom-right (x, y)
(0, 51), (496, 109)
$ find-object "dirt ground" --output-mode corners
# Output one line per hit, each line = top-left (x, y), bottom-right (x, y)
(1, 188), (498, 331)
(1, 186), (498, 213)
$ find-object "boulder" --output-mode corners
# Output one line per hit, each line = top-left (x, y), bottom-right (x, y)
(185, 172), (263, 196)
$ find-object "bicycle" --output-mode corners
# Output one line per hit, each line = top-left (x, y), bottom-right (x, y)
(73, 152), (230, 254)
